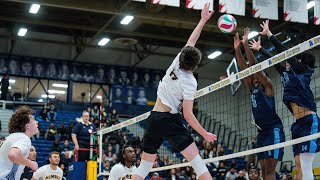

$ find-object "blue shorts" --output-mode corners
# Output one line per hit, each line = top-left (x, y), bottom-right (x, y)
(256, 128), (285, 161)
(291, 114), (320, 156)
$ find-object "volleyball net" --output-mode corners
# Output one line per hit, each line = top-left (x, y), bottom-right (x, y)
(98, 35), (320, 178)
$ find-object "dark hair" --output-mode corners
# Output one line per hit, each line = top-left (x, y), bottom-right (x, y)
(49, 151), (60, 158)
(179, 46), (202, 71)
(300, 51), (316, 69)
(8, 106), (33, 134)
(118, 145), (131, 165)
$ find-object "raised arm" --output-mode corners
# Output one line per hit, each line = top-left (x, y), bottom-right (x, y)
(242, 28), (273, 96)
(186, 3), (214, 47)
(249, 36), (286, 74)
(259, 20), (306, 73)
(234, 32), (252, 90)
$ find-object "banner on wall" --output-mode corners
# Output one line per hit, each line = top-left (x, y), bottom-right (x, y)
(152, 0), (180, 7)
(186, 0), (214, 11)
(284, 0), (308, 23)
(219, 0), (245, 16)
(252, 0), (278, 20)
(315, 0), (320, 25)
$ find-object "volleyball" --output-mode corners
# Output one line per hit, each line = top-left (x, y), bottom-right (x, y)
(218, 14), (237, 33)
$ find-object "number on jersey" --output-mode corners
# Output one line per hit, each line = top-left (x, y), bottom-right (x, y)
(170, 70), (178, 80)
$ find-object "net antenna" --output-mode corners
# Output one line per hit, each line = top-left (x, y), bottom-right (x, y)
(227, 58), (241, 96)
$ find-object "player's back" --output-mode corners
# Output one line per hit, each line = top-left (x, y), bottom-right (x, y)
(0, 133), (31, 180)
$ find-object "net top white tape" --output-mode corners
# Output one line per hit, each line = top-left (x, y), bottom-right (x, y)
(99, 35), (320, 135)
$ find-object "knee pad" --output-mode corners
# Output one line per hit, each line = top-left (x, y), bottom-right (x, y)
(299, 153), (315, 180)
(133, 160), (153, 178)
(190, 154), (208, 177)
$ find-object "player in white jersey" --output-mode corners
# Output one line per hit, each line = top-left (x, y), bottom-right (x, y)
(32, 151), (63, 180)
(0, 106), (39, 180)
(109, 146), (136, 180)
(132, 3), (217, 180)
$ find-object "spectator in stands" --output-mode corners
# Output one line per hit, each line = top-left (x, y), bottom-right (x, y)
(59, 163), (67, 179)
(102, 138), (111, 153)
(181, 166), (193, 179)
(104, 160), (111, 172)
(249, 167), (260, 180)
(60, 140), (73, 152)
(110, 109), (119, 125)
(279, 163), (291, 178)
(101, 107), (107, 119)
(136, 159), (141, 167)
(217, 161), (228, 180)
(166, 169), (179, 180)
(226, 167), (238, 180)
(246, 137), (256, 170)
(47, 103), (57, 121)
(72, 111), (98, 162)
(40, 105), (48, 121)
(110, 154), (118, 167)
(51, 139), (61, 153)
(66, 122), (74, 140)
(106, 151), (113, 162)
(0, 74), (9, 100)
(190, 173), (197, 180)
(20, 146), (37, 180)
(60, 151), (72, 171)
(45, 122), (57, 141)
(91, 105), (100, 120)
(150, 172), (163, 180)
(132, 136), (141, 148)
(57, 122), (67, 141)
(235, 170), (247, 180)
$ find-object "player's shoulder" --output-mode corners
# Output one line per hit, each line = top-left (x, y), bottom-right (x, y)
(181, 74), (197, 85)
(112, 163), (125, 170)
(57, 167), (64, 174)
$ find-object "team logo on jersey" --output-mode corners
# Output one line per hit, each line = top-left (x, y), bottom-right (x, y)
(170, 70), (178, 80)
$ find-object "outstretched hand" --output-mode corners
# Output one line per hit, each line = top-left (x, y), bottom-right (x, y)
(201, 3), (214, 21)
(241, 27), (250, 44)
(234, 32), (241, 49)
(259, 20), (272, 37)
(203, 132), (217, 143)
(249, 36), (262, 51)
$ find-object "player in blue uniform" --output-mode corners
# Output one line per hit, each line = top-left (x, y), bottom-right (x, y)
(249, 20), (320, 180)
(234, 28), (285, 180)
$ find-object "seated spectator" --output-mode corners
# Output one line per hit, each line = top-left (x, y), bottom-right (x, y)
(150, 172), (163, 180)
(50, 139), (61, 153)
(181, 166), (193, 179)
(101, 107), (107, 119)
(108, 130), (121, 154)
(226, 167), (238, 180)
(57, 122), (67, 141)
(106, 151), (113, 162)
(91, 105), (99, 120)
(104, 160), (111, 172)
(66, 122), (74, 140)
(60, 140), (73, 152)
(235, 170), (247, 180)
(60, 151), (72, 170)
(94, 119), (100, 129)
(110, 109), (119, 125)
(86, 106), (91, 116)
(59, 164), (67, 179)
(279, 163), (291, 178)
(40, 104), (48, 121)
(110, 154), (118, 167)
(102, 138), (111, 153)
(166, 169), (179, 180)
(47, 103), (57, 121)
(217, 161), (228, 180)
(132, 136), (141, 148)
(45, 122), (57, 141)
(190, 173), (197, 180)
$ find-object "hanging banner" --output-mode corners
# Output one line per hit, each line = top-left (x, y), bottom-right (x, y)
(219, 0), (245, 16)
(152, 0), (180, 7)
(284, 0), (308, 23)
(252, 0), (278, 20)
(186, 0), (214, 11)
(315, 0), (320, 25)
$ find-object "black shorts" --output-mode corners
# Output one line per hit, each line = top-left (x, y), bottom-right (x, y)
(142, 111), (194, 154)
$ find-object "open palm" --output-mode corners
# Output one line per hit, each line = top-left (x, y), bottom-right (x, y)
(201, 3), (214, 21)
(234, 32), (241, 49)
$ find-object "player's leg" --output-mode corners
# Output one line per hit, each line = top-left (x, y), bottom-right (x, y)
(264, 158), (278, 180)
(132, 152), (157, 180)
(259, 159), (266, 179)
(180, 142), (212, 180)
(299, 153), (315, 180)
(294, 154), (302, 180)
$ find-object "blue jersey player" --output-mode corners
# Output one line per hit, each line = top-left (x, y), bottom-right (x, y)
(234, 28), (285, 180)
(249, 20), (319, 180)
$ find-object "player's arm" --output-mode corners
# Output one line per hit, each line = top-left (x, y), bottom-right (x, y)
(242, 28), (274, 96)
(259, 20), (306, 73)
(8, 148), (36, 169)
(185, 3), (214, 47)
(249, 36), (286, 75)
(234, 32), (252, 90)
(71, 123), (80, 151)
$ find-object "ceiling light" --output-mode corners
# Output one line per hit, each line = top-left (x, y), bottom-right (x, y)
(29, 4), (40, 14)
(208, 51), (222, 59)
(41, 94), (55, 98)
(52, 83), (68, 88)
(9, 79), (15, 84)
(96, 95), (102, 99)
(307, 1), (315, 9)
(18, 28), (28, 37)
(248, 31), (259, 39)
(120, 15), (134, 25)
(98, 38), (110, 46)
(48, 90), (65, 94)
(38, 99), (43, 102)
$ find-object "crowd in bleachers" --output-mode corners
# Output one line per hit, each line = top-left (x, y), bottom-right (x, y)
(23, 103), (297, 180)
